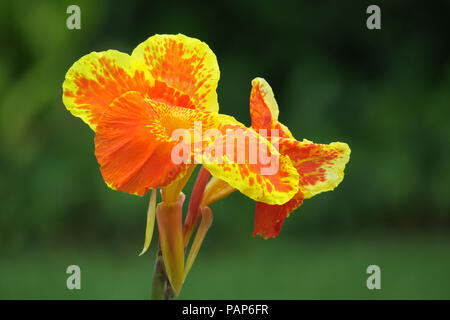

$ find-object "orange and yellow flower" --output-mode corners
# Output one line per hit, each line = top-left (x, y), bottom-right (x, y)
(249, 77), (350, 238)
(62, 34), (300, 295)
(63, 34), (298, 204)
(201, 78), (350, 239)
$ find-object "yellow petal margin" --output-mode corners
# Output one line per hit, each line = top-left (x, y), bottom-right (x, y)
(63, 34), (220, 132)
(279, 138), (350, 199)
(63, 50), (152, 130)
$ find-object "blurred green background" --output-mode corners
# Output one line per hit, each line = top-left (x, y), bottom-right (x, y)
(1, 0), (449, 299)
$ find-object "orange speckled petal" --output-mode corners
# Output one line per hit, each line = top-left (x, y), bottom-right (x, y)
(192, 117), (299, 205)
(63, 50), (152, 130)
(249, 78), (293, 139)
(249, 77), (279, 130)
(202, 148), (299, 205)
(94, 91), (185, 196)
(132, 34), (220, 113)
(274, 122), (294, 139)
(279, 138), (351, 199)
(253, 190), (304, 239)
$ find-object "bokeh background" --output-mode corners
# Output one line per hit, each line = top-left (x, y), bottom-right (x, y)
(1, 0), (449, 299)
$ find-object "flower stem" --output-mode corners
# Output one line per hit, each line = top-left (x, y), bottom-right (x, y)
(151, 243), (175, 300)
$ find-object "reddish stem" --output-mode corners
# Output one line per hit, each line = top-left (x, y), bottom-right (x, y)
(183, 166), (211, 247)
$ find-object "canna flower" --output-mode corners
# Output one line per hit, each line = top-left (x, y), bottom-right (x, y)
(202, 78), (351, 239)
(62, 34), (299, 295)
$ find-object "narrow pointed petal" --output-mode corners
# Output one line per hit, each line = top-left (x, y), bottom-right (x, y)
(184, 206), (213, 280)
(250, 77), (279, 129)
(63, 50), (152, 130)
(139, 188), (157, 256)
(279, 138), (351, 199)
(132, 34), (220, 112)
(201, 177), (236, 207)
(249, 78), (293, 139)
(156, 194), (186, 296)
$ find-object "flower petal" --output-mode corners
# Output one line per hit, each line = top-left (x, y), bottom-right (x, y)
(201, 177), (236, 207)
(279, 138), (351, 199)
(183, 206), (213, 281)
(94, 91), (185, 196)
(253, 190), (304, 239)
(202, 151), (298, 206)
(63, 50), (152, 130)
(139, 188), (157, 256)
(132, 34), (220, 113)
(249, 77), (293, 138)
(250, 77), (279, 129)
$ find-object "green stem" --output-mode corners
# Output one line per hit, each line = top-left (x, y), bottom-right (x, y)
(151, 243), (175, 300)
(164, 279), (176, 300)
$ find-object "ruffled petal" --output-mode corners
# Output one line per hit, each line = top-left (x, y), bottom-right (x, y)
(132, 34), (220, 113)
(94, 91), (185, 196)
(248, 78), (350, 238)
(253, 190), (304, 239)
(63, 34), (220, 132)
(63, 50), (152, 130)
(279, 138), (350, 199)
